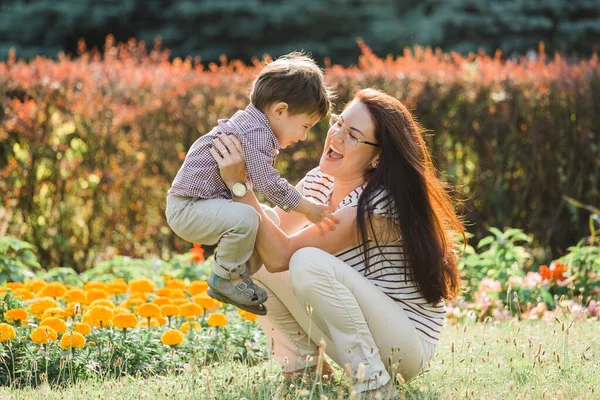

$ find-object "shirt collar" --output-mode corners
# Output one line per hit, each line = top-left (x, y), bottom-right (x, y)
(245, 103), (281, 151)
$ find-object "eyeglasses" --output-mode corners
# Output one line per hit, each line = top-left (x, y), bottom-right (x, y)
(329, 114), (379, 147)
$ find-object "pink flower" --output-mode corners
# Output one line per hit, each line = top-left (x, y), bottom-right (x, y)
(507, 276), (524, 288)
(524, 272), (543, 288)
(480, 278), (502, 292)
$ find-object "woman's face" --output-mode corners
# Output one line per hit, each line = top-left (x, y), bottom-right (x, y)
(319, 101), (379, 181)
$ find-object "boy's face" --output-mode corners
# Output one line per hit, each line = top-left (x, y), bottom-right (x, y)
(267, 103), (321, 149)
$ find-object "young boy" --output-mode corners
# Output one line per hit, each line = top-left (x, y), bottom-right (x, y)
(166, 52), (336, 315)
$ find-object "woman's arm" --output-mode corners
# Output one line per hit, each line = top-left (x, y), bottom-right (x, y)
(273, 178), (313, 235)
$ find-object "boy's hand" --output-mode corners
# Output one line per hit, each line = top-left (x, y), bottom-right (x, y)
(296, 198), (339, 235)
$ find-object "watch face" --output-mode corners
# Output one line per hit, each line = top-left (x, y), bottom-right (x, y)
(232, 183), (246, 197)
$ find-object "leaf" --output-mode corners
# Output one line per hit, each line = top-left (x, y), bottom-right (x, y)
(477, 236), (495, 249)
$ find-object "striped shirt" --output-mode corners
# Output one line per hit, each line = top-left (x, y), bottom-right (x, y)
(169, 104), (303, 211)
(302, 167), (446, 345)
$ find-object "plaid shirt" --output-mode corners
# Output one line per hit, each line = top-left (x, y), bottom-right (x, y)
(168, 104), (302, 211)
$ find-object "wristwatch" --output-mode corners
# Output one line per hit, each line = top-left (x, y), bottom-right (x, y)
(230, 182), (249, 198)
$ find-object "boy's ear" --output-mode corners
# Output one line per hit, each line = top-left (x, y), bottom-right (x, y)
(271, 102), (289, 118)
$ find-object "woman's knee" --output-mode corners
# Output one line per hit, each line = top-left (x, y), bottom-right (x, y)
(289, 247), (330, 296)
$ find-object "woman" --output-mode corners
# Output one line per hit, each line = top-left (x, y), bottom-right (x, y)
(210, 88), (464, 396)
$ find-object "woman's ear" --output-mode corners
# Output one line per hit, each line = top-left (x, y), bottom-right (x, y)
(270, 102), (289, 119)
(371, 155), (380, 169)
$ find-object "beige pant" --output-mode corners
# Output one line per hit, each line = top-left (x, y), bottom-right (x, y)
(254, 245), (436, 392)
(165, 194), (260, 279)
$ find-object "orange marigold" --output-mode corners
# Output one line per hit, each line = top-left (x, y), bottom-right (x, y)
(168, 289), (187, 300)
(161, 329), (184, 346)
(40, 282), (67, 298)
(153, 296), (172, 306)
(207, 312), (228, 327)
(85, 305), (114, 327)
(113, 313), (138, 329)
(138, 303), (161, 318)
(41, 308), (69, 320)
(192, 294), (220, 311)
(138, 318), (160, 328)
(5, 282), (25, 290)
(89, 299), (115, 308)
(74, 322), (92, 335)
(30, 326), (57, 344)
(84, 281), (107, 292)
(189, 243), (205, 263)
(129, 278), (155, 293)
(187, 280), (208, 296)
(40, 317), (67, 334)
(29, 297), (59, 316)
(11, 288), (33, 300)
(5, 308), (28, 323)
(165, 279), (186, 291)
(237, 309), (258, 322)
(155, 288), (172, 297)
(107, 278), (128, 295)
(172, 298), (187, 306)
(60, 332), (86, 349)
(85, 288), (109, 303)
(180, 321), (201, 334)
(160, 304), (180, 317)
(65, 289), (87, 304)
(180, 302), (204, 318)
(0, 323), (16, 342)
(25, 279), (46, 293)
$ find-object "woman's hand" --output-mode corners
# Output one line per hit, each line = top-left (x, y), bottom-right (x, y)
(209, 134), (248, 189)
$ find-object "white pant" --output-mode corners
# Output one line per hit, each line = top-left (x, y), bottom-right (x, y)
(254, 247), (436, 393)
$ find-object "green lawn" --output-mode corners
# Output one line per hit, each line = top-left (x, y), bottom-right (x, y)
(1, 318), (598, 399)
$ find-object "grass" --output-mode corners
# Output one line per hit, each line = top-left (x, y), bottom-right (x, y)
(0, 318), (598, 399)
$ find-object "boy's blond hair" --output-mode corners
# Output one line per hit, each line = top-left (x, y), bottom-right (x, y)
(250, 52), (334, 119)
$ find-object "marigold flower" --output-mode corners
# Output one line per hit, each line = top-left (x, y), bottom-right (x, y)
(74, 322), (92, 335)
(129, 278), (155, 293)
(138, 303), (161, 318)
(187, 280), (208, 295)
(86, 288), (109, 303)
(153, 296), (172, 306)
(107, 278), (128, 295)
(157, 316), (168, 326)
(138, 318), (160, 328)
(25, 279), (46, 293)
(113, 307), (131, 316)
(161, 329), (184, 346)
(180, 302), (204, 318)
(89, 299), (115, 309)
(5, 282), (25, 290)
(0, 323), (16, 342)
(42, 308), (69, 320)
(84, 281), (107, 292)
(11, 288), (33, 300)
(168, 289), (187, 300)
(113, 313), (138, 329)
(172, 298), (187, 306)
(40, 282), (67, 298)
(30, 326), (57, 344)
(29, 297), (59, 316)
(237, 309), (258, 322)
(65, 288), (87, 304)
(85, 305), (114, 328)
(180, 321), (201, 333)
(165, 279), (186, 291)
(160, 304), (180, 317)
(40, 317), (67, 334)
(5, 308), (28, 323)
(155, 288), (172, 297)
(193, 294), (220, 310)
(60, 332), (86, 349)
(207, 312), (228, 327)
(189, 243), (205, 263)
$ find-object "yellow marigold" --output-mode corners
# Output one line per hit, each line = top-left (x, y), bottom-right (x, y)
(138, 303), (161, 318)
(157, 316), (168, 326)
(11, 288), (33, 300)
(65, 289), (87, 304)
(113, 313), (138, 329)
(5, 308), (28, 323)
(237, 309), (258, 322)
(30, 326), (57, 344)
(85, 305), (114, 327)
(207, 312), (228, 327)
(84, 281), (107, 292)
(74, 322), (92, 335)
(85, 288), (109, 303)
(155, 288), (171, 297)
(40, 317), (67, 334)
(168, 289), (186, 300)
(153, 296), (172, 306)
(187, 280), (208, 295)
(60, 332), (86, 349)
(171, 298), (187, 306)
(129, 292), (149, 302)
(41, 308), (69, 320)
(138, 318), (160, 328)
(161, 329), (184, 346)
(180, 321), (201, 334)
(5, 282), (25, 290)
(165, 279), (186, 291)
(192, 294), (220, 311)
(160, 304), (180, 317)
(25, 279), (46, 293)
(29, 297), (59, 316)
(179, 302), (204, 318)
(89, 299), (115, 308)
(128, 278), (155, 293)
(107, 278), (128, 295)
(64, 302), (81, 317)
(40, 282), (67, 298)
(113, 307), (131, 316)
(0, 323), (16, 342)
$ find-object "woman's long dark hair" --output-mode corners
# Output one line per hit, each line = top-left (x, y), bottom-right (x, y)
(354, 89), (464, 303)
